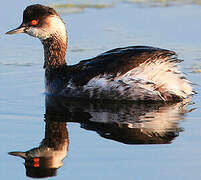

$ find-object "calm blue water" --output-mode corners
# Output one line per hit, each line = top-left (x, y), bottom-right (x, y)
(0, 0), (201, 179)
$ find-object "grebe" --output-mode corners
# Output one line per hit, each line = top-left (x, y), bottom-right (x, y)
(6, 4), (193, 101)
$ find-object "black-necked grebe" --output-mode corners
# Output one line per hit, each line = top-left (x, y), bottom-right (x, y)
(6, 4), (193, 101)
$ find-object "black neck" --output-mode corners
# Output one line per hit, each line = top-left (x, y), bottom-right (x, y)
(42, 34), (67, 69)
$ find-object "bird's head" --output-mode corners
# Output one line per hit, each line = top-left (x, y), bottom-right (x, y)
(6, 4), (67, 41)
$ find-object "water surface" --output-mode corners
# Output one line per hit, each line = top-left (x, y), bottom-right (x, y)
(0, 0), (201, 179)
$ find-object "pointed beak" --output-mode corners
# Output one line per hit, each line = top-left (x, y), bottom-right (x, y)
(8, 151), (27, 159)
(6, 24), (26, 35)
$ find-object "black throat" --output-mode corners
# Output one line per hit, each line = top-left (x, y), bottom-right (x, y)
(42, 34), (67, 69)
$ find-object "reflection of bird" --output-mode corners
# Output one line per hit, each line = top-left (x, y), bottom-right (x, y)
(9, 97), (192, 178)
(9, 120), (68, 178)
(6, 4), (193, 101)
(46, 96), (191, 144)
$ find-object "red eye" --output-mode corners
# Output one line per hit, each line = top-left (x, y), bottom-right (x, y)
(30, 19), (38, 26)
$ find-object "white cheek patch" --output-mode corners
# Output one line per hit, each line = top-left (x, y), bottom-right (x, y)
(25, 15), (67, 41)
(26, 27), (50, 39)
(46, 15), (67, 40)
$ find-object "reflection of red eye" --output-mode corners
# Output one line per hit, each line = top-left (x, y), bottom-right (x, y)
(33, 158), (40, 162)
(30, 19), (38, 26)
(33, 163), (39, 167)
